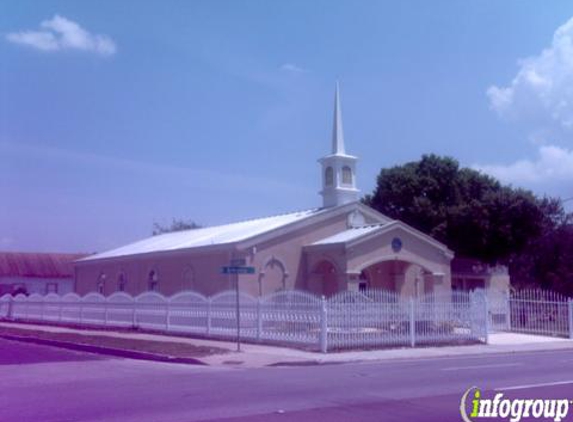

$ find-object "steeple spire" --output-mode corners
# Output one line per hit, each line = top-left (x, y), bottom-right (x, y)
(331, 81), (346, 155)
(319, 82), (360, 208)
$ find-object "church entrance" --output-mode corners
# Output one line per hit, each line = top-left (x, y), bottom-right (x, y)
(357, 259), (436, 298)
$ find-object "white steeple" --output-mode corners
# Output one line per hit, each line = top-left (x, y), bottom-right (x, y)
(332, 82), (345, 155)
(319, 83), (360, 208)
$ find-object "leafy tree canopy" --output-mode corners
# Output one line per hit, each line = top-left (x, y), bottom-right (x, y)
(363, 154), (566, 264)
(152, 219), (201, 236)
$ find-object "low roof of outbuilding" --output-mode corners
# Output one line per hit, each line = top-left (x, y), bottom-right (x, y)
(0, 252), (87, 278)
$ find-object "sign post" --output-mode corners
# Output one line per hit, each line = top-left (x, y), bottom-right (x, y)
(235, 273), (240, 352)
(221, 264), (255, 352)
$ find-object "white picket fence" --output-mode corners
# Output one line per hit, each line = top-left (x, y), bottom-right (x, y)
(0, 289), (488, 352)
(508, 289), (573, 338)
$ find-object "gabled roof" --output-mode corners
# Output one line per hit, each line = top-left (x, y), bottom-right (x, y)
(0, 252), (87, 278)
(308, 220), (454, 257)
(77, 202), (392, 263)
(311, 224), (386, 245)
(79, 208), (330, 262)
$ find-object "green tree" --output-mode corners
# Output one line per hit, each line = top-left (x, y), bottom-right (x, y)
(363, 154), (545, 264)
(508, 198), (573, 294)
(152, 219), (201, 236)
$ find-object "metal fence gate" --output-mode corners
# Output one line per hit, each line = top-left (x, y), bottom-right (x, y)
(509, 289), (573, 338)
(485, 289), (511, 333)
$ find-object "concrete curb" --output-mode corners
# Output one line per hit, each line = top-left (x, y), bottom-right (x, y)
(0, 334), (208, 366)
(264, 342), (573, 367)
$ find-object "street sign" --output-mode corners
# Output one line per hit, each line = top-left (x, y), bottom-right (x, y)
(221, 266), (255, 275)
(221, 263), (256, 353)
(230, 258), (247, 267)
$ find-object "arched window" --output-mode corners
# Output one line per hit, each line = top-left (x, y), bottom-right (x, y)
(97, 272), (107, 295)
(148, 270), (159, 291)
(117, 273), (127, 292)
(259, 257), (288, 296)
(342, 166), (352, 185)
(325, 166), (334, 186)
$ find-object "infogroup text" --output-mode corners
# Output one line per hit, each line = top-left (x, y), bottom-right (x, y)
(460, 387), (572, 422)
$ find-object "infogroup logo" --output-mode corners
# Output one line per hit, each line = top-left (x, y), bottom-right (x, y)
(460, 386), (572, 422)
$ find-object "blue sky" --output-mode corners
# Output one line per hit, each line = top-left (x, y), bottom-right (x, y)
(2, 1), (573, 253)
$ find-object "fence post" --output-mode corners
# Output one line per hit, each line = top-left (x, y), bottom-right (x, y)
(58, 297), (63, 322)
(320, 296), (328, 353)
(484, 293), (489, 344)
(206, 298), (211, 336)
(7, 296), (13, 320)
(505, 290), (511, 331)
(166, 301), (171, 331)
(40, 299), (45, 321)
(104, 300), (109, 326)
(568, 299), (573, 340)
(256, 297), (262, 342)
(131, 299), (137, 328)
(79, 301), (83, 324)
(409, 298), (416, 348)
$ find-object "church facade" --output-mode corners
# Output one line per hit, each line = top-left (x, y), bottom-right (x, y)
(75, 86), (509, 298)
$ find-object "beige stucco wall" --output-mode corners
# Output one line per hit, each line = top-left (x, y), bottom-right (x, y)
(305, 225), (452, 298)
(345, 227), (450, 276)
(75, 207), (381, 297)
(75, 206), (385, 297)
(235, 209), (381, 296)
(74, 207), (457, 299)
(75, 249), (233, 297)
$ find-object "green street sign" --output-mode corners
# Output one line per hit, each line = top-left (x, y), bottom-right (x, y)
(221, 266), (255, 275)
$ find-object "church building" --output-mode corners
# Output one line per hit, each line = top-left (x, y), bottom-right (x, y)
(75, 86), (508, 298)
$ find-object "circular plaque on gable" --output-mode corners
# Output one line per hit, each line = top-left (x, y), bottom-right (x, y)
(391, 237), (403, 253)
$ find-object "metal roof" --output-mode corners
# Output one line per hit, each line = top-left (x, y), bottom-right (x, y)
(0, 252), (87, 278)
(79, 208), (327, 262)
(309, 220), (454, 258)
(310, 224), (388, 245)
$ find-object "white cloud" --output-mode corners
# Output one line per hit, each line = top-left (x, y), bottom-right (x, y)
(483, 17), (573, 201)
(6, 15), (116, 56)
(474, 145), (573, 197)
(487, 17), (573, 129)
(280, 63), (306, 73)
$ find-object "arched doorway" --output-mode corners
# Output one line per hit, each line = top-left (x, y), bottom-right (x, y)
(358, 270), (370, 292)
(358, 260), (434, 298)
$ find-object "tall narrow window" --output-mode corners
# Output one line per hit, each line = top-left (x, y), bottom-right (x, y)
(325, 166), (334, 186)
(342, 166), (352, 185)
(148, 270), (159, 291)
(118, 273), (127, 292)
(97, 272), (107, 295)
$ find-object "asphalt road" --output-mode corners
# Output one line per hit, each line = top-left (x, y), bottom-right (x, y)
(1, 339), (573, 422)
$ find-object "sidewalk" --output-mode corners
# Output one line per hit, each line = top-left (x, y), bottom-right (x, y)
(1, 321), (572, 368)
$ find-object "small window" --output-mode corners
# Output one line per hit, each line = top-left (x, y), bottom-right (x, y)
(342, 166), (352, 185)
(148, 270), (159, 291)
(325, 166), (334, 186)
(97, 272), (107, 295)
(118, 273), (127, 292)
(46, 283), (58, 294)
